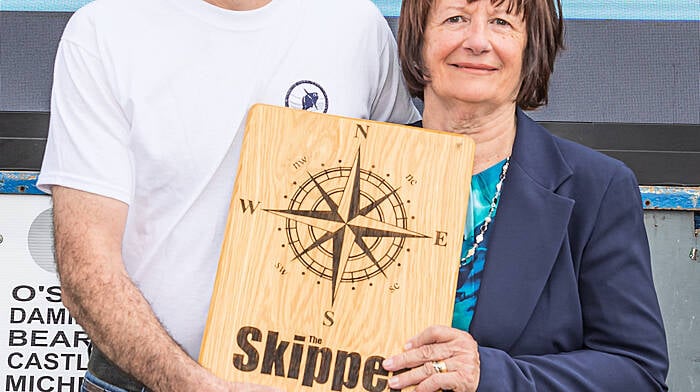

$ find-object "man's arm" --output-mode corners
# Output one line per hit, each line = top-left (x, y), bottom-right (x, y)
(52, 186), (269, 391)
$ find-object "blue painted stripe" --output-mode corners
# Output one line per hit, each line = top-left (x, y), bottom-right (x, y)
(373, 0), (699, 20)
(0, 172), (46, 195)
(640, 186), (700, 211)
(2, 0), (92, 12)
(2, 172), (698, 211)
(2, 0), (699, 20)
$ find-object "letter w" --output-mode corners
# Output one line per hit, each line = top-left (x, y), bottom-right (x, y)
(240, 199), (262, 214)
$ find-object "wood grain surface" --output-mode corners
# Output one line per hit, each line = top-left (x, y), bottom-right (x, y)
(200, 104), (475, 391)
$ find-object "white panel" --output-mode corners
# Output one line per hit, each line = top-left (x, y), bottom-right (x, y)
(0, 194), (88, 391)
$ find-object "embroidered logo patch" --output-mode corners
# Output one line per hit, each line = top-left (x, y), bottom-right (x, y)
(284, 80), (328, 113)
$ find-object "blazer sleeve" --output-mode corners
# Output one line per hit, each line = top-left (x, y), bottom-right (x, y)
(476, 164), (669, 391)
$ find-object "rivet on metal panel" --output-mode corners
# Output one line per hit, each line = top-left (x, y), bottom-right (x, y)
(690, 248), (699, 262)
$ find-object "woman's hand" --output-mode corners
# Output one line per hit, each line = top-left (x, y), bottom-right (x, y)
(382, 325), (480, 392)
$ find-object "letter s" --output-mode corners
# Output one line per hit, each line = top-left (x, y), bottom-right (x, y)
(46, 286), (62, 303)
(232, 326), (262, 371)
(323, 311), (335, 327)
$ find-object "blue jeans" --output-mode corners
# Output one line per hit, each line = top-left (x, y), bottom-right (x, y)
(84, 345), (150, 392)
(82, 371), (148, 392)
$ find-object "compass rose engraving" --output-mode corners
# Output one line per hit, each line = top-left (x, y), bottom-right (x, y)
(265, 148), (429, 305)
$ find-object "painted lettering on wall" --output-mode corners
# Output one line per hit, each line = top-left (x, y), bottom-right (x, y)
(4, 284), (89, 391)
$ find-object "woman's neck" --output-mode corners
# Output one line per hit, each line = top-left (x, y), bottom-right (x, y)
(422, 97), (517, 174)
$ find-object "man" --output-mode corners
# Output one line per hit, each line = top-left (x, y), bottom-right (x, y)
(37, 0), (419, 390)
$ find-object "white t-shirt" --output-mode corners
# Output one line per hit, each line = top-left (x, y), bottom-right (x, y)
(38, 0), (419, 358)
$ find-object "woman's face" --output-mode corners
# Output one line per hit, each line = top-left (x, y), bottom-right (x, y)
(422, 0), (527, 109)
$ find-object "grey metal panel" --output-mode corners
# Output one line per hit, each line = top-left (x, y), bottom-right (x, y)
(645, 211), (700, 391)
(542, 122), (700, 152)
(0, 11), (71, 111)
(543, 122), (700, 186)
(0, 138), (46, 170)
(602, 151), (700, 186)
(0, 111), (49, 170)
(3, 110), (700, 184)
(3, 14), (698, 124)
(530, 20), (700, 124)
(0, 111), (49, 137)
(386, 17), (700, 125)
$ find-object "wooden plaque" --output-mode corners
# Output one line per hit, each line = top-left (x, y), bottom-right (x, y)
(200, 104), (475, 391)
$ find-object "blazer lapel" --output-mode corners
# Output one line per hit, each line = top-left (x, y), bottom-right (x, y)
(469, 111), (574, 351)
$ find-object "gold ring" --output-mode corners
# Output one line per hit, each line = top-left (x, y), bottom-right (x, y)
(432, 360), (448, 373)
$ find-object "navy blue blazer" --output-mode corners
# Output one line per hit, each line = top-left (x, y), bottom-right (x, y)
(466, 110), (669, 390)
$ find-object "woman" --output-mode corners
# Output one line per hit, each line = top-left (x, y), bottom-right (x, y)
(381, 0), (669, 390)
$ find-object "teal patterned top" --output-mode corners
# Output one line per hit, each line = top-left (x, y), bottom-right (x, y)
(452, 159), (507, 332)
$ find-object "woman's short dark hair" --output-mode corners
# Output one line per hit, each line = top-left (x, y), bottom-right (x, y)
(398, 0), (564, 110)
